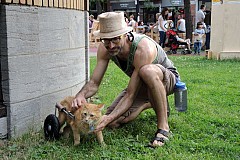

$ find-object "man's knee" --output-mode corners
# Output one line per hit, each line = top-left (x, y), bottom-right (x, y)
(139, 64), (164, 81)
(139, 64), (161, 76)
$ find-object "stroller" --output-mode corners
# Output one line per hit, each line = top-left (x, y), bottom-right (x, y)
(165, 29), (191, 55)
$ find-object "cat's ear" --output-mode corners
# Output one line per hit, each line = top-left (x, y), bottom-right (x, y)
(97, 104), (105, 110)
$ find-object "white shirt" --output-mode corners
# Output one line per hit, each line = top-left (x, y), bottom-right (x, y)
(158, 15), (167, 32)
(196, 9), (205, 24)
(178, 19), (186, 32)
(128, 19), (136, 27)
(194, 28), (205, 43)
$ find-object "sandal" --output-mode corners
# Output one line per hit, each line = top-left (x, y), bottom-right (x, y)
(148, 129), (170, 148)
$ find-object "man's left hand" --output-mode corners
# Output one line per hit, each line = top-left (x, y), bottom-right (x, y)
(95, 115), (112, 132)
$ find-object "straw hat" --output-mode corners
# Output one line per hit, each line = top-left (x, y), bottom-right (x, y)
(93, 11), (132, 39)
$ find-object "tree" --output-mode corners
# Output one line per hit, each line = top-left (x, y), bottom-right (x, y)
(184, 0), (193, 40)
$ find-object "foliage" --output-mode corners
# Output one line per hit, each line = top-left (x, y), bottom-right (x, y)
(0, 56), (239, 160)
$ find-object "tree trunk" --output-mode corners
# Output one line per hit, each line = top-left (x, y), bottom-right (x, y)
(184, 0), (193, 40)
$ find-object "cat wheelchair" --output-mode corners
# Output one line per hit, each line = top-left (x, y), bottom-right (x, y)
(43, 103), (75, 140)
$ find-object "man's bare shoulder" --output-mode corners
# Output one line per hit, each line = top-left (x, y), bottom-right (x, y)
(136, 37), (156, 55)
(97, 43), (111, 60)
(134, 37), (157, 65)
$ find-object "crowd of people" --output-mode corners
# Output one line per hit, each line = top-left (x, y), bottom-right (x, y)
(136, 5), (210, 54)
(89, 4), (211, 54)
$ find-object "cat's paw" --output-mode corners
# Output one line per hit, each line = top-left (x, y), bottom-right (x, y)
(74, 141), (80, 146)
(100, 141), (106, 147)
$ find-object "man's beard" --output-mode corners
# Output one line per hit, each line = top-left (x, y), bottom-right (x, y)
(106, 46), (121, 56)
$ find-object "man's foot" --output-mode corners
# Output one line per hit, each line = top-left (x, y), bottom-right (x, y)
(148, 129), (170, 148)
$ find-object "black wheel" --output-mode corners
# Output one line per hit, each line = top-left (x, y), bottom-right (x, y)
(181, 50), (186, 55)
(172, 50), (177, 54)
(187, 50), (192, 54)
(44, 114), (60, 140)
(166, 50), (172, 55)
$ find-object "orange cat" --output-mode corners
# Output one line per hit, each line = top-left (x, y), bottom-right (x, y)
(58, 96), (105, 146)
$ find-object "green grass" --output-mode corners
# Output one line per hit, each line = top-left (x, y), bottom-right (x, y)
(1, 56), (240, 160)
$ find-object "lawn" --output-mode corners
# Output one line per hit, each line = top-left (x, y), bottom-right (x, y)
(0, 56), (239, 160)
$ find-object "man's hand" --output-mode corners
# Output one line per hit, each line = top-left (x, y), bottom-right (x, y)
(95, 115), (112, 132)
(72, 93), (87, 109)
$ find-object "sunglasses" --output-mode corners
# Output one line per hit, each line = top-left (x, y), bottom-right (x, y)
(100, 36), (122, 45)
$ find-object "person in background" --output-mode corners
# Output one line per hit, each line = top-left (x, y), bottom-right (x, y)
(137, 20), (146, 34)
(176, 14), (186, 33)
(196, 4), (206, 28)
(128, 14), (137, 31)
(158, 7), (172, 48)
(175, 35), (192, 52)
(89, 15), (94, 33)
(204, 9), (211, 50)
(194, 22), (205, 55)
(124, 12), (129, 25)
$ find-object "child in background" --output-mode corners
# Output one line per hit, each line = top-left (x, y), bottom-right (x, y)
(194, 22), (205, 55)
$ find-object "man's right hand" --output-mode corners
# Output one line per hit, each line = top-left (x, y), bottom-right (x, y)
(72, 93), (87, 109)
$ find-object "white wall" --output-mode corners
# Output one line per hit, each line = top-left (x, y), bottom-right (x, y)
(0, 5), (88, 138)
(211, 0), (240, 59)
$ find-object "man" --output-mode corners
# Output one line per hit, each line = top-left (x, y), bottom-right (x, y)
(196, 5), (206, 28)
(72, 12), (180, 147)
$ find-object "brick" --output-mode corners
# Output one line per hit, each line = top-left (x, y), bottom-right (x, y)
(59, 0), (63, 8)
(34, 0), (42, 6)
(43, 0), (48, 7)
(27, 0), (32, 5)
(20, 0), (26, 4)
(80, 0), (83, 10)
(67, 0), (70, 9)
(49, 0), (53, 7)
(72, 0), (75, 9)
(71, 0), (74, 8)
(76, 0), (79, 10)
(77, 0), (80, 9)
(4, 0), (12, 3)
(63, 0), (66, 8)
(13, 0), (19, 3)
(54, 0), (58, 7)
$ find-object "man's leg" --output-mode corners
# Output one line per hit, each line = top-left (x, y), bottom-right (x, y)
(105, 87), (151, 128)
(138, 64), (176, 147)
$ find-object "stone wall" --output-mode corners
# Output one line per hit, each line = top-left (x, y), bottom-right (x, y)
(0, 4), (88, 138)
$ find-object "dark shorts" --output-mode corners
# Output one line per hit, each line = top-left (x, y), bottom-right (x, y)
(105, 64), (176, 117)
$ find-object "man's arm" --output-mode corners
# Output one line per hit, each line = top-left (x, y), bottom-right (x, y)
(72, 44), (110, 107)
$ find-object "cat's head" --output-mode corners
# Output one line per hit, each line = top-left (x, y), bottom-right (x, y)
(81, 103), (104, 125)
